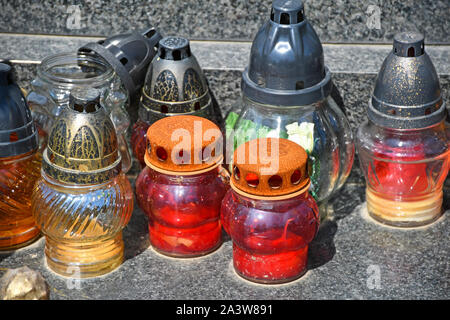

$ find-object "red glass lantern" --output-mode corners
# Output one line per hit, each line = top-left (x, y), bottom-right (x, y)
(135, 115), (229, 257)
(221, 138), (319, 284)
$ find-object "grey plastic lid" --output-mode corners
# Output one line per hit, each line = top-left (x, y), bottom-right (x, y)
(79, 26), (162, 97)
(158, 37), (191, 60)
(0, 63), (38, 158)
(241, 0), (332, 106)
(368, 32), (446, 129)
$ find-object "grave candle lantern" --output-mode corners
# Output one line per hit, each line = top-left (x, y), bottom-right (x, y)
(225, 0), (354, 219)
(0, 63), (41, 250)
(31, 88), (133, 278)
(221, 138), (320, 284)
(131, 37), (218, 168)
(135, 115), (228, 257)
(356, 32), (449, 227)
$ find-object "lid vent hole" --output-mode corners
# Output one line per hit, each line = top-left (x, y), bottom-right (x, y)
(280, 13), (290, 25)
(173, 49), (181, 60)
(156, 147), (168, 161)
(297, 10), (304, 23)
(245, 173), (259, 188)
(145, 29), (156, 38)
(291, 169), (302, 185)
(268, 175), (283, 189)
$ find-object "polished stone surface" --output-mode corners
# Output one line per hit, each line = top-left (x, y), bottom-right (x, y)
(7, 62), (450, 137)
(2, 34), (449, 75)
(0, 174), (448, 300)
(1, 0), (449, 43)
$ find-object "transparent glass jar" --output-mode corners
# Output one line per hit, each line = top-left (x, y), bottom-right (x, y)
(31, 172), (133, 278)
(228, 95), (354, 204)
(26, 52), (132, 172)
(356, 120), (449, 227)
(221, 189), (319, 284)
(0, 150), (42, 250)
(136, 166), (229, 257)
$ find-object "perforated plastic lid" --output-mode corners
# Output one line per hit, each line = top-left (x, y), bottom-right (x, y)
(231, 138), (310, 197)
(368, 32), (446, 129)
(241, 0), (332, 106)
(144, 115), (223, 173)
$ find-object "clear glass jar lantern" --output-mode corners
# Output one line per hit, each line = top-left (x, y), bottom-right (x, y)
(225, 0), (354, 211)
(31, 89), (133, 278)
(356, 32), (449, 227)
(26, 52), (132, 173)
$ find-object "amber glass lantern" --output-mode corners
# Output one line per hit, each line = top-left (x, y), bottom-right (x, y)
(135, 115), (228, 257)
(356, 32), (449, 227)
(0, 63), (41, 250)
(221, 138), (320, 284)
(31, 88), (133, 278)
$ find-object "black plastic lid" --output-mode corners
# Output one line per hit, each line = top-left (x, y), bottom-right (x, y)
(241, 0), (332, 106)
(0, 63), (38, 158)
(158, 37), (192, 60)
(79, 26), (162, 98)
(368, 32), (446, 129)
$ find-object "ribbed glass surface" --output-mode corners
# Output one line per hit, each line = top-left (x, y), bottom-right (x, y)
(0, 150), (42, 250)
(31, 173), (133, 277)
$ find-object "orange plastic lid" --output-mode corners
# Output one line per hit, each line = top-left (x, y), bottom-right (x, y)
(231, 138), (310, 197)
(144, 115), (223, 173)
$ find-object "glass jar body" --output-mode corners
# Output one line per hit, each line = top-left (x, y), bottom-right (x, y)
(221, 189), (319, 284)
(0, 150), (42, 250)
(26, 52), (132, 173)
(31, 173), (133, 278)
(135, 166), (229, 257)
(228, 96), (354, 206)
(356, 120), (449, 227)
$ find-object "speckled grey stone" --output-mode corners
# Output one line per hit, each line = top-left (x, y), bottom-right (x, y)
(0, 0), (448, 43)
(7, 63), (450, 138)
(1, 35), (449, 75)
(0, 177), (448, 300)
(1, 30), (449, 298)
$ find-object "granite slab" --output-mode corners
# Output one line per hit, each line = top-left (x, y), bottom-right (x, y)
(2, 34), (450, 75)
(0, 176), (448, 300)
(0, 0), (448, 43)
(6, 63), (450, 136)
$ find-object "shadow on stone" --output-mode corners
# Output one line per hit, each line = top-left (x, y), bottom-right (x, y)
(122, 206), (150, 261)
(207, 81), (225, 133)
(307, 219), (337, 270)
(0, 252), (12, 263)
(331, 81), (346, 115)
(443, 178), (450, 211)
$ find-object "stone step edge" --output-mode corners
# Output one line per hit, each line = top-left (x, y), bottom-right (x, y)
(0, 33), (449, 75)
